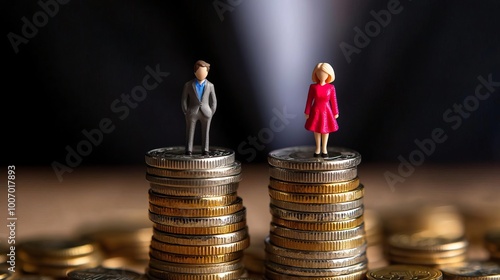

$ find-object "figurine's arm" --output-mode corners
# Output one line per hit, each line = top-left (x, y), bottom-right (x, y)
(304, 85), (314, 119)
(209, 84), (217, 115)
(330, 85), (339, 119)
(181, 83), (189, 114)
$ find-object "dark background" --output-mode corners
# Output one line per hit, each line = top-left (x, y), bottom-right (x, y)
(3, 0), (500, 172)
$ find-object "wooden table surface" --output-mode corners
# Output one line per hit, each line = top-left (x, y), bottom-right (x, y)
(1, 162), (499, 277)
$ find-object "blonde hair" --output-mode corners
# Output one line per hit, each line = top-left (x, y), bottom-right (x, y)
(312, 62), (335, 83)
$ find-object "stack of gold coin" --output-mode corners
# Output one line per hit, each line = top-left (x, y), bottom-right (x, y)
(144, 146), (250, 279)
(17, 238), (104, 278)
(386, 232), (469, 267)
(264, 146), (367, 280)
(485, 229), (500, 263)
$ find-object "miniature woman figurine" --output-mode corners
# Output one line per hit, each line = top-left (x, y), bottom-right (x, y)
(304, 62), (339, 157)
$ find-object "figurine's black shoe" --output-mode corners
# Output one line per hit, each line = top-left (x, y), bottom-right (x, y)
(185, 151), (192, 156)
(321, 153), (328, 157)
(202, 150), (209, 156)
(313, 153), (320, 157)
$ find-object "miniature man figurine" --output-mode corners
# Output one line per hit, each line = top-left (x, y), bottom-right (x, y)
(181, 60), (217, 156)
(304, 62), (339, 157)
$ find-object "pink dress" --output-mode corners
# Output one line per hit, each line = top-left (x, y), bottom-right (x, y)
(304, 83), (339, 134)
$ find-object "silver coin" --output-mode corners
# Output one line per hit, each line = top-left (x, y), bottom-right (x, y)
(270, 198), (364, 212)
(270, 223), (365, 241)
(148, 208), (246, 227)
(146, 161), (241, 179)
(149, 183), (239, 197)
(268, 146), (361, 171)
(145, 146), (235, 170)
(264, 237), (367, 260)
(146, 173), (241, 187)
(148, 258), (244, 274)
(440, 261), (500, 278)
(265, 259), (367, 277)
(266, 252), (367, 269)
(67, 266), (143, 280)
(270, 205), (364, 222)
(153, 227), (248, 246)
(269, 167), (357, 183)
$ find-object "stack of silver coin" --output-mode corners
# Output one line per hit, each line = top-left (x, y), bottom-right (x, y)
(144, 146), (250, 280)
(264, 146), (367, 280)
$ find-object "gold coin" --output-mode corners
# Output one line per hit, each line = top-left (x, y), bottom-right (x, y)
(366, 264), (443, 280)
(18, 250), (104, 267)
(67, 266), (143, 280)
(269, 233), (365, 251)
(264, 268), (366, 280)
(148, 258), (243, 274)
(20, 261), (102, 278)
(268, 185), (364, 204)
(272, 215), (364, 231)
(264, 260), (367, 277)
(266, 251), (367, 269)
(269, 177), (360, 193)
(152, 227), (248, 246)
(270, 204), (364, 222)
(388, 253), (467, 266)
(388, 233), (469, 252)
(153, 220), (246, 235)
(148, 208), (246, 227)
(270, 197), (364, 212)
(270, 222), (365, 241)
(18, 238), (100, 258)
(149, 197), (243, 217)
(149, 249), (243, 264)
(264, 236), (368, 260)
(440, 261), (500, 280)
(149, 190), (238, 208)
(145, 266), (245, 280)
(150, 236), (250, 255)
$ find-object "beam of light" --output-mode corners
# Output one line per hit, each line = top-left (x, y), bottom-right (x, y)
(234, 0), (340, 149)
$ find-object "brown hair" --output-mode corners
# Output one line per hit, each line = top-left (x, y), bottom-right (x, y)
(194, 60), (210, 72)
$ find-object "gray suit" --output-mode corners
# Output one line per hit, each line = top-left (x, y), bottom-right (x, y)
(181, 79), (217, 154)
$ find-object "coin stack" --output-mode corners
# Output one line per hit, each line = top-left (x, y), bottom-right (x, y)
(264, 146), (367, 280)
(17, 238), (104, 278)
(144, 146), (250, 280)
(386, 232), (469, 267)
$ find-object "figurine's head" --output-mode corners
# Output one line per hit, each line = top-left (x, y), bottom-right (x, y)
(194, 60), (210, 82)
(312, 62), (335, 84)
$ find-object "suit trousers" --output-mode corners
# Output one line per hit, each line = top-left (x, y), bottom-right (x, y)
(185, 112), (212, 153)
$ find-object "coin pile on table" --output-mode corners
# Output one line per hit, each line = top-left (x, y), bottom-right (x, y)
(386, 232), (469, 267)
(439, 261), (500, 280)
(366, 264), (443, 280)
(264, 146), (367, 280)
(17, 238), (104, 278)
(144, 146), (250, 280)
(485, 229), (500, 263)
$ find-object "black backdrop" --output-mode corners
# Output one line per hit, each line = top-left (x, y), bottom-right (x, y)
(3, 0), (500, 172)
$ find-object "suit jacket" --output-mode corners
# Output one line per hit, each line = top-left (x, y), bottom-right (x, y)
(181, 79), (217, 119)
